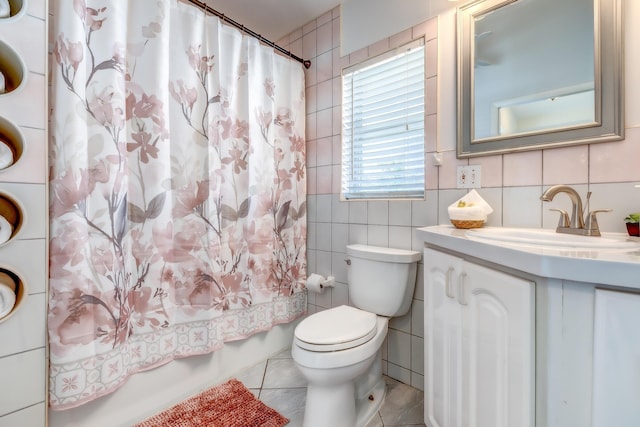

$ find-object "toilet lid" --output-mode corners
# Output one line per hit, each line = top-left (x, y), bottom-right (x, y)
(294, 305), (378, 352)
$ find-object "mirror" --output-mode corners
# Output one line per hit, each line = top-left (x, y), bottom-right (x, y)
(457, 0), (623, 157)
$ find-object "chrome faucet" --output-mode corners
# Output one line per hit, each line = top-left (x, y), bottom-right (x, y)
(540, 185), (611, 237)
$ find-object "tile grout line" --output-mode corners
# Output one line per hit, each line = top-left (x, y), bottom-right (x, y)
(258, 359), (269, 397)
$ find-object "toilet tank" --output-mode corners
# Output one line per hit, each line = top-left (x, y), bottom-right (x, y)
(346, 244), (421, 317)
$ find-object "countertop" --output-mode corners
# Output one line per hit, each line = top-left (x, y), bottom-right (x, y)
(416, 225), (640, 289)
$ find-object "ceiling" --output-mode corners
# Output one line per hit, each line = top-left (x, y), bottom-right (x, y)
(205, 0), (343, 43)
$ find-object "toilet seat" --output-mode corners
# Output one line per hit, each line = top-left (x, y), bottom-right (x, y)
(295, 305), (377, 352)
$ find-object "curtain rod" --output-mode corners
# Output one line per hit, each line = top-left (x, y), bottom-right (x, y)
(185, 0), (312, 69)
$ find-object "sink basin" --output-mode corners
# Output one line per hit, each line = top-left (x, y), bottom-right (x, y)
(466, 227), (638, 250)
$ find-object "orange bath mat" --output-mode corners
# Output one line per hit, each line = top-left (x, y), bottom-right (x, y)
(133, 378), (289, 427)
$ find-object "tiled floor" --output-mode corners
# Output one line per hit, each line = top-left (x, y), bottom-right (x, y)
(235, 348), (426, 427)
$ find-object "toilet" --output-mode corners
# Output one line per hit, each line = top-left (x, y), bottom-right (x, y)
(292, 244), (421, 427)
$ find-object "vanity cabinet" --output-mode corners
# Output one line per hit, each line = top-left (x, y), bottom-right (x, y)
(535, 280), (640, 427)
(424, 247), (534, 427)
(591, 288), (640, 425)
(418, 225), (640, 427)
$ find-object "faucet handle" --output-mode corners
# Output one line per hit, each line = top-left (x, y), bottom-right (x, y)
(585, 209), (612, 236)
(549, 208), (570, 228)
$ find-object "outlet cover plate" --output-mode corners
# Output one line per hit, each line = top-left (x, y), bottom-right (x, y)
(457, 165), (482, 188)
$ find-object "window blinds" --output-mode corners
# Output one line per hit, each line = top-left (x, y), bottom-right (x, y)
(341, 39), (425, 200)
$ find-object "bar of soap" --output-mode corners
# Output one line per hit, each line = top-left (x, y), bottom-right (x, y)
(0, 271), (15, 292)
(0, 0), (9, 18)
(0, 140), (13, 169)
(0, 215), (12, 245)
(0, 270), (16, 320)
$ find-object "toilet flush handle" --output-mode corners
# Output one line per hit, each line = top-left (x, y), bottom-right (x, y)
(345, 258), (351, 265)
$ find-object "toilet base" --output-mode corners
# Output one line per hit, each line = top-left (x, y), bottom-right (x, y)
(302, 376), (386, 427)
(355, 375), (386, 426)
(300, 353), (387, 427)
(293, 314), (391, 427)
(303, 381), (356, 427)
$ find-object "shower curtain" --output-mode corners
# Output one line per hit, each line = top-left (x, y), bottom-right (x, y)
(48, 0), (306, 410)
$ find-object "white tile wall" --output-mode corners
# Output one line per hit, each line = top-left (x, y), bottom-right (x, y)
(28, 0), (47, 20)
(0, 0), (47, 425)
(1, 15), (47, 72)
(0, 348), (46, 416)
(0, 73), (46, 129)
(0, 403), (45, 427)
(0, 293), (46, 358)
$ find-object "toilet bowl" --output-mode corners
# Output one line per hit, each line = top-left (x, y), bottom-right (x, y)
(293, 244), (421, 427)
(292, 305), (389, 427)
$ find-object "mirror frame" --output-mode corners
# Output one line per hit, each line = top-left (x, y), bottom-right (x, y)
(457, 0), (624, 158)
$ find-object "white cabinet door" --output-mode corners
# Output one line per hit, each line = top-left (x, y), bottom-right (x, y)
(424, 248), (463, 427)
(424, 248), (534, 427)
(460, 261), (534, 427)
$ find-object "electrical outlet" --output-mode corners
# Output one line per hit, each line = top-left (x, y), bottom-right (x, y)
(457, 165), (482, 188)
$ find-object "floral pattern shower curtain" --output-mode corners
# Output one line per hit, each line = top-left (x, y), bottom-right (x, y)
(48, 0), (306, 410)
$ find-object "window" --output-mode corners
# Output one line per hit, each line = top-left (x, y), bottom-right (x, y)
(341, 39), (425, 200)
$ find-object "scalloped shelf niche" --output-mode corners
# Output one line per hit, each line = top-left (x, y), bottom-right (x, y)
(0, 116), (24, 170)
(0, 267), (24, 323)
(0, 0), (27, 22)
(0, 39), (26, 95)
(0, 191), (23, 245)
